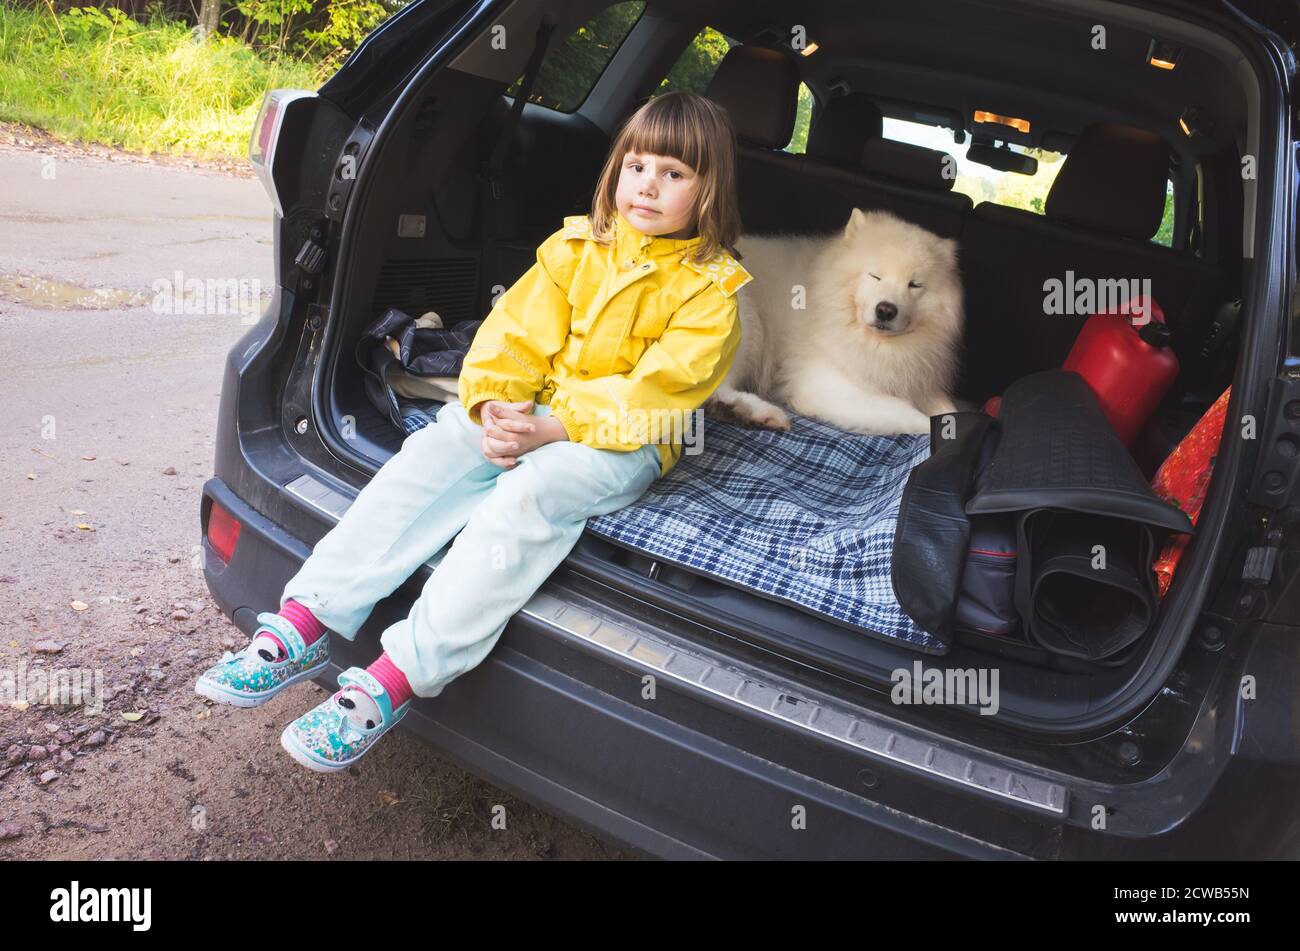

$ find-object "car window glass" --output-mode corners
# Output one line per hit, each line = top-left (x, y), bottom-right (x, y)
(655, 25), (735, 97)
(507, 1), (647, 113)
(784, 83), (812, 154)
(881, 115), (1176, 246)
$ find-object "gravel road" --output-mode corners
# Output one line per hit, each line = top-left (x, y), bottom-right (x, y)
(0, 128), (624, 860)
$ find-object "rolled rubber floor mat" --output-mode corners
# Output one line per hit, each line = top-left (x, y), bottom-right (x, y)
(967, 371), (1194, 532)
(968, 370), (1193, 660)
(1014, 510), (1159, 660)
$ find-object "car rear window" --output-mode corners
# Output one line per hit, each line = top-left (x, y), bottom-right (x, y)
(655, 29), (812, 154)
(507, 1), (646, 113)
(883, 115), (1175, 246)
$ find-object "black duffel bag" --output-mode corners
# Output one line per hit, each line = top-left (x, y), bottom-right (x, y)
(892, 370), (1193, 660)
(354, 307), (484, 437)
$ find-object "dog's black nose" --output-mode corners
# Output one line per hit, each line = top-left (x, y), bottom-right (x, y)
(875, 302), (898, 323)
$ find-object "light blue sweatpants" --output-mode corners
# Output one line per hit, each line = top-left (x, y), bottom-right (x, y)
(280, 400), (661, 698)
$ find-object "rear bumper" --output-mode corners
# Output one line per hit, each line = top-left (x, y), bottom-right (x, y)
(201, 477), (1017, 859)
(200, 471), (1300, 859)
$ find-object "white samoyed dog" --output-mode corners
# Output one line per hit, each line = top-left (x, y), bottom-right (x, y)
(708, 208), (964, 435)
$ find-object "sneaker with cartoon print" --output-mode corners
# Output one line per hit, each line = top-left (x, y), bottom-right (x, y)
(279, 667), (411, 772)
(194, 612), (330, 708)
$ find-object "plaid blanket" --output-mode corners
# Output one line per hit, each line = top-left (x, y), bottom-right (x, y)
(584, 412), (942, 652)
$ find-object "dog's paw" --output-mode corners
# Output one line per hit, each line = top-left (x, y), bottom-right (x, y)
(903, 412), (934, 435)
(706, 391), (793, 432)
(703, 400), (745, 425)
(724, 398), (792, 431)
(749, 404), (792, 431)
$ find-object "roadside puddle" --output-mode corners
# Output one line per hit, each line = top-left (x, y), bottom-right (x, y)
(0, 274), (151, 310)
(0, 273), (271, 315)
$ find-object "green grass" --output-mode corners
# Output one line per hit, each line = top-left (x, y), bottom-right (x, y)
(0, 2), (334, 160)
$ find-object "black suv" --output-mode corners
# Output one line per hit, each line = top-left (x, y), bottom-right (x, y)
(201, 0), (1300, 858)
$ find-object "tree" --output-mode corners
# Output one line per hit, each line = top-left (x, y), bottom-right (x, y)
(197, 0), (221, 41)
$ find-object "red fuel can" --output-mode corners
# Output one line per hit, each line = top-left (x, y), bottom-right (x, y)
(1062, 297), (1179, 446)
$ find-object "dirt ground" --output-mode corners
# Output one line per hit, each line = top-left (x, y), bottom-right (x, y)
(0, 126), (629, 860)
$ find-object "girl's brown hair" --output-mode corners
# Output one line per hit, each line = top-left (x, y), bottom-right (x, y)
(590, 92), (742, 265)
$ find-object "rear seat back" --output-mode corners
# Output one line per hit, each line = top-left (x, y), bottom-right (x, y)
(706, 71), (1222, 401)
(709, 70), (971, 237)
(704, 46), (816, 234)
(957, 122), (1224, 400)
(816, 139), (971, 238)
(804, 91), (882, 168)
(802, 93), (970, 238)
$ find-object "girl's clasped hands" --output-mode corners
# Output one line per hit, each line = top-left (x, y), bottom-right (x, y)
(478, 399), (568, 468)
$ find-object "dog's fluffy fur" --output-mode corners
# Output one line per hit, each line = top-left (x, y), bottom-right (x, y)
(708, 208), (964, 435)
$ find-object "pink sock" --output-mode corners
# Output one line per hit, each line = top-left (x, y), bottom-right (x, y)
(260, 599), (326, 659)
(279, 599), (326, 645)
(365, 652), (414, 708)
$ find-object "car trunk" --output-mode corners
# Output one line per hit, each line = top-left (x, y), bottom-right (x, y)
(298, 0), (1288, 736)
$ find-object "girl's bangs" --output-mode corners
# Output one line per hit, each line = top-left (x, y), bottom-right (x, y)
(621, 106), (709, 174)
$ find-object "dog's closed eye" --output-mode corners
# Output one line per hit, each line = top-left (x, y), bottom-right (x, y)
(909, 281), (924, 289)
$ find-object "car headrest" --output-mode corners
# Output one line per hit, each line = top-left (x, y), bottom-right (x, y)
(1045, 122), (1170, 239)
(806, 93), (883, 167)
(860, 139), (957, 191)
(704, 46), (800, 149)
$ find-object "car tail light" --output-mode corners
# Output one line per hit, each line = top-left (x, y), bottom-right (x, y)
(207, 502), (242, 565)
(249, 88), (315, 217)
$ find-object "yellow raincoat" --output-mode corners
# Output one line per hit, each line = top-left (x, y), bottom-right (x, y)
(457, 210), (753, 478)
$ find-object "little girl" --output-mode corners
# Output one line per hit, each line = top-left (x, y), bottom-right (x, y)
(194, 91), (752, 771)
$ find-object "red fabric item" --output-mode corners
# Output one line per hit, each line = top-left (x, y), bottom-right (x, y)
(1151, 387), (1231, 598)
